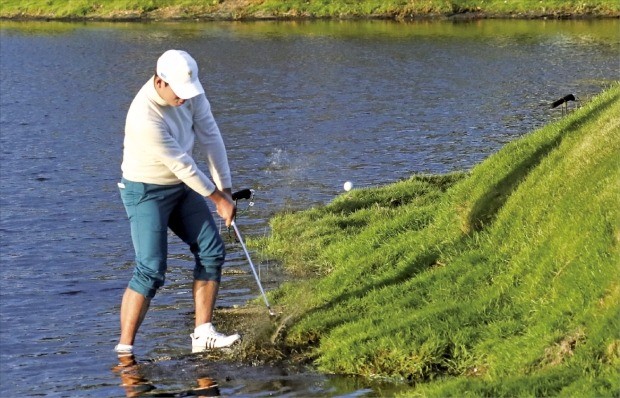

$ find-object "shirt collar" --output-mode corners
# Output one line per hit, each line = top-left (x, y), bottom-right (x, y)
(146, 76), (168, 106)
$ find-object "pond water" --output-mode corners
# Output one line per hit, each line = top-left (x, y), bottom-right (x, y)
(0, 19), (618, 397)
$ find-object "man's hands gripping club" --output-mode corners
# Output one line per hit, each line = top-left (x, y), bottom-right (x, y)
(208, 188), (236, 227)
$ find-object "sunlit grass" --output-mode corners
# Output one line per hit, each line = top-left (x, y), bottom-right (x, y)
(1, 0), (618, 19)
(254, 83), (620, 395)
(255, 0), (620, 18)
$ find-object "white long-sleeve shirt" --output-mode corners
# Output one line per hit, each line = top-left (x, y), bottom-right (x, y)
(121, 77), (231, 197)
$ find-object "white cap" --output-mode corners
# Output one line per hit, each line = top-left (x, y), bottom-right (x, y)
(156, 50), (204, 99)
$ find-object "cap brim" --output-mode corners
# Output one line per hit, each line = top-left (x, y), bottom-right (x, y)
(171, 80), (205, 100)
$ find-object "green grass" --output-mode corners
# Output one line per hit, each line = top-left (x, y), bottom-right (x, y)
(1, 0), (619, 19)
(254, 83), (620, 395)
(252, 0), (620, 18)
(0, 0), (211, 19)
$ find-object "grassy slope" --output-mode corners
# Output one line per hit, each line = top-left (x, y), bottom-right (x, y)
(1, 0), (619, 19)
(257, 84), (620, 396)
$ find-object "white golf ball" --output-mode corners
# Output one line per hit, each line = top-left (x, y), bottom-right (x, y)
(343, 181), (353, 191)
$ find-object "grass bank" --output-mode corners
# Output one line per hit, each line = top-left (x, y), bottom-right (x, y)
(245, 83), (620, 395)
(1, 0), (619, 20)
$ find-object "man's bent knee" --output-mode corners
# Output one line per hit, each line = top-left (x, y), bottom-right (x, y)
(194, 238), (225, 283)
(128, 265), (166, 299)
(194, 261), (223, 283)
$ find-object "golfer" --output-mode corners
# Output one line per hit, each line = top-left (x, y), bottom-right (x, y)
(115, 49), (240, 356)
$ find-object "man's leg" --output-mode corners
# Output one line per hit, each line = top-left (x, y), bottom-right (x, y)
(191, 276), (240, 351)
(193, 280), (219, 327)
(119, 287), (151, 346)
(169, 188), (239, 350)
(169, 188), (226, 326)
(118, 180), (182, 352)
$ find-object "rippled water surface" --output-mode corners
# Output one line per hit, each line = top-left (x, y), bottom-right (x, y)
(1, 19), (618, 397)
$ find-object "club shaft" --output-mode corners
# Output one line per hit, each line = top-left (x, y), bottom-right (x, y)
(231, 221), (272, 312)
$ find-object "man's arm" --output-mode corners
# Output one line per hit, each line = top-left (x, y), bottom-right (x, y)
(191, 94), (232, 191)
(190, 94), (236, 225)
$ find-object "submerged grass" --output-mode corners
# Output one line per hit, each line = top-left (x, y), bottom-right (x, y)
(250, 83), (620, 395)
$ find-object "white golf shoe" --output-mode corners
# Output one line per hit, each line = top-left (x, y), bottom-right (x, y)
(191, 323), (240, 353)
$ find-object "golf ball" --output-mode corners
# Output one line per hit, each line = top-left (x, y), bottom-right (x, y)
(343, 181), (353, 191)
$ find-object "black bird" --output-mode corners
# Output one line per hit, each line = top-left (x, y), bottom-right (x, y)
(551, 94), (576, 109)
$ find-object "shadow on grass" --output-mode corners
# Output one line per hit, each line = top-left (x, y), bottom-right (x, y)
(466, 93), (617, 233)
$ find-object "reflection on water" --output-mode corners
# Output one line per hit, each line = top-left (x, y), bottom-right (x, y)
(113, 355), (157, 397)
(0, 18), (618, 397)
(113, 354), (220, 397)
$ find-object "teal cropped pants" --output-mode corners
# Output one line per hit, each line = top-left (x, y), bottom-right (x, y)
(119, 178), (225, 298)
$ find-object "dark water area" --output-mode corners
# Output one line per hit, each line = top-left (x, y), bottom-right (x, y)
(0, 19), (618, 396)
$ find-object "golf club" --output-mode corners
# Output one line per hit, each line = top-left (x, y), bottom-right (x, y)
(231, 220), (275, 317)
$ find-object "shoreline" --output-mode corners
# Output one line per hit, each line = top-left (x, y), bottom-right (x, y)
(2, 0), (618, 23)
(2, 10), (619, 23)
